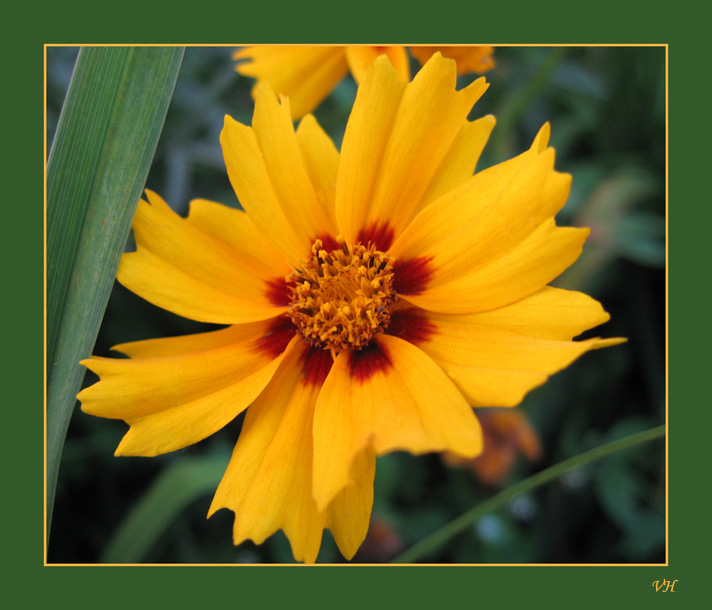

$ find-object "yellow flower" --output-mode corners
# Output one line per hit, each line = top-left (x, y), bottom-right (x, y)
(234, 44), (496, 119)
(78, 54), (622, 563)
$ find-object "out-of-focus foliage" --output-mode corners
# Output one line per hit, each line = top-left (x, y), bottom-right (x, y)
(46, 46), (665, 564)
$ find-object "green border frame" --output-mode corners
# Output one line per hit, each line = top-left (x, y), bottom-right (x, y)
(27, 0), (697, 605)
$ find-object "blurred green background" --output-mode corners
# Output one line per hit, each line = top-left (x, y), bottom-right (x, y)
(46, 46), (666, 564)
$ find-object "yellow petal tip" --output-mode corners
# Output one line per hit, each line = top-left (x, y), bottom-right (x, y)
(532, 122), (552, 151)
(593, 337), (628, 349)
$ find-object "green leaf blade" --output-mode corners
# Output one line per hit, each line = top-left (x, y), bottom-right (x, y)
(391, 424), (666, 563)
(47, 47), (129, 366)
(46, 46), (185, 542)
(100, 456), (228, 564)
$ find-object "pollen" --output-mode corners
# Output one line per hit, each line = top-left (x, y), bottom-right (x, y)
(287, 236), (397, 355)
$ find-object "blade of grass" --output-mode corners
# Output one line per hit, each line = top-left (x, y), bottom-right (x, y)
(391, 424), (665, 563)
(46, 46), (185, 542)
(100, 455), (228, 563)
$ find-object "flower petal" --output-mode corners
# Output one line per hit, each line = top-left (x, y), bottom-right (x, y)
(78, 320), (299, 456)
(117, 192), (290, 324)
(336, 54), (488, 249)
(252, 83), (339, 240)
(453, 286), (613, 341)
(390, 126), (571, 287)
(409, 46), (496, 74)
(185, 198), (290, 278)
(234, 46), (348, 119)
(396, 220), (589, 314)
(221, 86), (339, 266)
(208, 341), (325, 562)
(386, 306), (624, 407)
(295, 114), (339, 226)
(334, 55), (406, 247)
(345, 45), (410, 82)
(208, 342), (373, 563)
(417, 114), (496, 211)
(312, 334), (482, 508)
(325, 445), (376, 560)
(112, 319), (283, 359)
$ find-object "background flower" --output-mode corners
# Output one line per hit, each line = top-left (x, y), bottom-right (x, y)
(47, 46), (665, 564)
(442, 408), (542, 486)
(234, 45), (495, 119)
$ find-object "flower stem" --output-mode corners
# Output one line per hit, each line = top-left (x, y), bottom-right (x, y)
(391, 424), (665, 563)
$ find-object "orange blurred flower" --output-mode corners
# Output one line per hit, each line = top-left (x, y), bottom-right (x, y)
(354, 518), (405, 563)
(443, 409), (542, 485)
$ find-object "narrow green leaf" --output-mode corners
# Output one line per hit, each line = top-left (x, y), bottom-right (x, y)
(46, 46), (185, 541)
(391, 424), (665, 563)
(100, 456), (228, 563)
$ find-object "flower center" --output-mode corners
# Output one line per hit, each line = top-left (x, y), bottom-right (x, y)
(287, 236), (397, 355)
